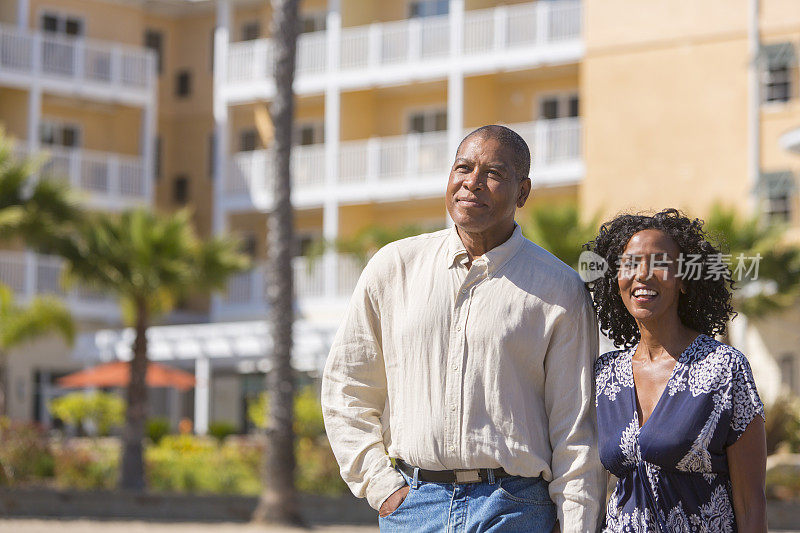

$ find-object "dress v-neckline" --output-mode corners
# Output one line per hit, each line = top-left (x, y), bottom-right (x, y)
(629, 334), (704, 431)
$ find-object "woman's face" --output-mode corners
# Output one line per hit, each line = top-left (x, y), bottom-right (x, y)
(617, 229), (684, 326)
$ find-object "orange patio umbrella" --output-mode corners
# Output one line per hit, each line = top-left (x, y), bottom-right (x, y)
(57, 361), (196, 392)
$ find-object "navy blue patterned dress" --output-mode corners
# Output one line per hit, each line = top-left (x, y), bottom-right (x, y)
(595, 334), (765, 532)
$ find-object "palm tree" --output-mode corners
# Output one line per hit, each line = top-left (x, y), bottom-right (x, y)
(252, 0), (301, 525)
(522, 202), (600, 269)
(57, 208), (249, 490)
(704, 204), (800, 317)
(0, 283), (74, 416)
(0, 129), (81, 251)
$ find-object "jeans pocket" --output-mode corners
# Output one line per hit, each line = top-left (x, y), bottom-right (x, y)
(497, 476), (553, 506)
(381, 484), (415, 519)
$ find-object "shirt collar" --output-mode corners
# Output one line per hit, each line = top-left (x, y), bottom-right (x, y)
(447, 223), (525, 276)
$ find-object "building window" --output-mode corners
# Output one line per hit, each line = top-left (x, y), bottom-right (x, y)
(299, 12), (326, 34)
(761, 42), (796, 104)
(242, 21), (261, 41)
(173, 175), (189, 204)
(241, 233), (258, 257)
(144, 29), (164, 74)
(175, 70), (192, 98)
(539, 93), (580, 120)
(40, 120), (81, 148)
(240, 129), (259, 152)
(757, 171), (796, 224)
(40, 12), (84, 36)
(409, 0), (449, 18)
(408, 108), (447, 134)
(294, 122), (324, 146)
(208, 132), (216, 179)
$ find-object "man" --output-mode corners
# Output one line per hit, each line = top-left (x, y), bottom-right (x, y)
(322, 125), (604, 532)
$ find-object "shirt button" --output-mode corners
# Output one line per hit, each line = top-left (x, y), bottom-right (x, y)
(456, 325), (462, 331)
(461, 288), (467, 294)
(448, 444), (455, 452)
(450, 404), (456, 411)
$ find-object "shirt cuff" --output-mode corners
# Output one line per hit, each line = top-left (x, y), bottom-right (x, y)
(365, 466), (407, 511)
(557, 497), (600, 533)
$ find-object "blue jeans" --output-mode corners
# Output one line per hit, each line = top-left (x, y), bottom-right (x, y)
(378, 467), (557, 532)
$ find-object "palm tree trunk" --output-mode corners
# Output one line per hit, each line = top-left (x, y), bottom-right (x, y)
(119, 297), (149, 490)
(253, 0), (301, 525)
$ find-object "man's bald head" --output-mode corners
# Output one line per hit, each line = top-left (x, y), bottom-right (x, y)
(457, 125), (531, 182)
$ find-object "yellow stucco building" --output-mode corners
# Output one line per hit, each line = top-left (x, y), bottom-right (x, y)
(0, 0), (798, 432)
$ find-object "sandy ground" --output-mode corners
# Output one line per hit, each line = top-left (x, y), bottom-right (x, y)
(0, 520), (379, 533)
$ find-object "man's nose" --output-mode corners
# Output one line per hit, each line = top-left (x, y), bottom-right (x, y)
(462, 169), (483, 190)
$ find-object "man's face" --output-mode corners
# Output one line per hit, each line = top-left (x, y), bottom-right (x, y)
(445, 135), (530, 234)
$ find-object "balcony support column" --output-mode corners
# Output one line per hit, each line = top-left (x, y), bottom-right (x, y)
(446, 0), (465, 229)
(211, 0), (231, 321)
(323, 0), (342, 300)
(141, 90), (157, 204)
(17, 0), (29, 28)
(194, 356), (210, 436)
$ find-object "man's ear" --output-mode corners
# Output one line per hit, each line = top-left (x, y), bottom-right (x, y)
(517, 177), (532, 208)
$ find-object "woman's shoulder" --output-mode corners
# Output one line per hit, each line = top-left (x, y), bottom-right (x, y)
(595, 346), (630, 373)
(682, 334), (759, 394)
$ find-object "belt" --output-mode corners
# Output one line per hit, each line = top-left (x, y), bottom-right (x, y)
(394, 458), (511, 484)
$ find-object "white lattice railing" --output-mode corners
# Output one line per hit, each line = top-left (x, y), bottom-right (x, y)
(222, 254), (363, 306)
(14, 145), (148, 205)
(224, 118), (581, 200)
(0, 23), (155, 91)
(0, 251), (116, 308)
(227, 0), (581, 84)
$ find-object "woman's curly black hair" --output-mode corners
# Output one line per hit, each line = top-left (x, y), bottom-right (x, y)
(584, 208), (735, 348)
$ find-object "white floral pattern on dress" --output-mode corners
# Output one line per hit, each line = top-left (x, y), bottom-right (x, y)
(597, 335), (765, 533)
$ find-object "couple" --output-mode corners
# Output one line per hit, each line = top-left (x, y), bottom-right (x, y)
(321, 126), (767, 532)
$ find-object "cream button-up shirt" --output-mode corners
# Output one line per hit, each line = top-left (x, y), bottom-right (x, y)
(321, 224), (605, 531)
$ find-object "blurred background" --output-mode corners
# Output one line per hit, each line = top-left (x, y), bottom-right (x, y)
(0, 0), (799, 529)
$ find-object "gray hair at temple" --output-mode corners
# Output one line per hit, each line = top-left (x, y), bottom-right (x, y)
(458, 124), (531, 182)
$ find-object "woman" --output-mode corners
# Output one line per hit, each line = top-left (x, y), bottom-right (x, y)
(585, 209), (767, 532)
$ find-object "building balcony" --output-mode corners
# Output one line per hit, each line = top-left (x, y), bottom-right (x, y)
(15, 145), (151, 210)
(215, 254), (363, 321)
(224, 0), (582, 102)
(0, 250), (120, 323)
(0, 24), (156, 105)
(221, 118), (583, 212)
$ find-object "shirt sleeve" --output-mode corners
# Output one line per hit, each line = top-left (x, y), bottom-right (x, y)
(543, 281), (606, 532)
(320, 250), (406, 511)
(725, 351), (765, 447)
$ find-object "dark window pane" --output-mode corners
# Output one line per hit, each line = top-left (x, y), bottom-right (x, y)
(144, 30), (164, 74)
(568, 96), (579, 117)
(61, 126), (79, 147)
(176, 70), (191, 97)
(173, 175), (189, 204)
(541, 98), (559, 120)
(240, 130), (258, 152)
(42, 15), (58, 32)
(299, 126), (315, 146)
(242, 22), (260, 41)
(410, 114), (425, 133)
(65, 18), (82, 36)
(40, 123), (56, 145)
(242, 234), (257, 256)
(434, 111), (448, 131)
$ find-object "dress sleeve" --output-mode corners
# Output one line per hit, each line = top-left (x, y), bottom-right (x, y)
(725, 352), (765, 447)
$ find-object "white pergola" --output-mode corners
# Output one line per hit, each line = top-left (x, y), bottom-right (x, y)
(72, 319), (340, 434)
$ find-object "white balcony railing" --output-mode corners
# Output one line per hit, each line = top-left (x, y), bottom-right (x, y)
(14, 145), (149, 208)
(223, 118), (582, 207)
(222, 254), (363, 310)
(0, 23), (155, 94)
(226, 0), (581, 86)
(0, 251), (119, 321)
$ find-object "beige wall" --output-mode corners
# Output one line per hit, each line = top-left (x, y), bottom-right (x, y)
(0, 88), (30, 141)
(582, 26), (750, 222)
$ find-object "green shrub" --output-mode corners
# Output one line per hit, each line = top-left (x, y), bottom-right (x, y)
(208, 421), (238, 442)
(0, 417), (54, 485)
(247, 385), (325, 439)
(146, 417), (171, 444)
(48, 392), (125, 436)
